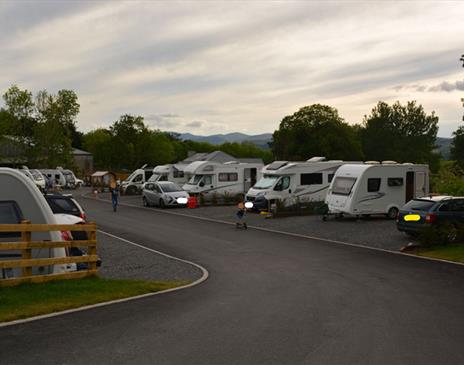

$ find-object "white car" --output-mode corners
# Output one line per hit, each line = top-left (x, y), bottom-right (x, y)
(142, 181), (189, 208)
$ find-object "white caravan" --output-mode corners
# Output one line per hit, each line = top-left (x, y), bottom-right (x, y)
(0, 168), (75, 279)
(183, 160), (263, 197)
(325, 162), (429, 219)
(245, 157), (356, 210)
(40, 169), (67, 188)
(148, 164), (189, 185)
(120, 164), (154, 195)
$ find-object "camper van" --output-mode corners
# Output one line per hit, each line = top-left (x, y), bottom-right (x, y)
(0, 168), (75, 279)
(325, 162), (429, 219)
(40, 169), (67, 188)
(148, 164), (189, 185)
(182, 160), (263, 197)
(120, 164), (154, 195)
(245, 157), (355, 210)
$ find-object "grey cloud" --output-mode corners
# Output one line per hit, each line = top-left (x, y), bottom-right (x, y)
(185, 121), (203, 128)
(145, 113), (183, 129)
(428, 80), (464, 92)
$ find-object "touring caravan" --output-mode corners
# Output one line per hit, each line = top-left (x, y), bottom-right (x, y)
(325, 162), (429, 219)
(182, 160), (263, 197)
(0, 168), (75, 279)
(120, 164), (154, 195)
(148, 164), (189, 185)
(245, 157), (357, 210)
(40, 169), (67, 188)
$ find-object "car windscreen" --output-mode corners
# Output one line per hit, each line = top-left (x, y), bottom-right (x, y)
(188, 175), (203, 184)
(332, 177), (357, 195)
(402, 199), (436, 211)
(253, 175), (279, 189)
(63, 172), (75, 182)
(30, 170), (43, 181)
(160, 183), (183, 192)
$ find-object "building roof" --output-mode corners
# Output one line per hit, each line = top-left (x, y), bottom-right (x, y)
(73, 148), (93, 156)
(91, 171), (113, 177)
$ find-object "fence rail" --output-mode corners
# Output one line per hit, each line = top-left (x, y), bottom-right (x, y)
(0, 221), (98, 287)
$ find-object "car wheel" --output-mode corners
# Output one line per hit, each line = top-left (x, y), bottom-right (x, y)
(126, 186), (137, 195)
(387, 207), (399, 220)
(159, 199), (166, 209)
(446, 225), (458, 243)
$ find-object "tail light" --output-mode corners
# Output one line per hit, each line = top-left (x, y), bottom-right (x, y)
(80, 212), (86, 221)
(425, 213), (437, 223)
(61, 230), (72, 241)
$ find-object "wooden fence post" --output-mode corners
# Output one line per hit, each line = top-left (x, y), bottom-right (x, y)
(88, 223), (97, 271)
(20, 220), (32, 277)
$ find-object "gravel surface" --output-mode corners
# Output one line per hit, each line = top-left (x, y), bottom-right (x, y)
(96, 231), (203, 282)
(108, 192), (411, 251)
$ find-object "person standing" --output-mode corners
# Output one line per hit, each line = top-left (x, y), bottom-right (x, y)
(111, 183), (119, 212)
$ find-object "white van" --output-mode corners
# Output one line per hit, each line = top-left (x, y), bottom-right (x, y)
(0, 168), (76, 279)
(245, 157), (356, 210)
(40, 169), (67, 188)
(183, 160), (263, 197)
(120, 165), (154, 195)
(325, 162), (429, 219)
(148, 164), (189, 185)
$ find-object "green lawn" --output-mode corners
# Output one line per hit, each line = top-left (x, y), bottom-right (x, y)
(416, 244), (464, 263)
(0, 277), (189, 323)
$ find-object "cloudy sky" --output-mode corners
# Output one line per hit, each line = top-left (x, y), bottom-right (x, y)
(0, 1), (463, 137)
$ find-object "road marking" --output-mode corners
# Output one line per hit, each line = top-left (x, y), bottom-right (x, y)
(85, 193), (464, 268)
(0, 231), (209, 329)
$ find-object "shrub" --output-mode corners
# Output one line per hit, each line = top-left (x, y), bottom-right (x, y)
(211, 192), (218, 205)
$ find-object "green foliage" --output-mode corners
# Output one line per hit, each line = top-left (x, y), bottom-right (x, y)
(211, 192), (218, 205)
(222, 191), (233, 204)
(271, 104), (364, 161)
(361, 101), (439, 169)
(451, 125), (464, 170)
(430, 161), (464, 196)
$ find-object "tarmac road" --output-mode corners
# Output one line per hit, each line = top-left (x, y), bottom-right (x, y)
(1, 196), (464, 364)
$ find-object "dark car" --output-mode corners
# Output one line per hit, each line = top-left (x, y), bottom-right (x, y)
(44, 193), (86, 220)
(396, 196), (464, 242)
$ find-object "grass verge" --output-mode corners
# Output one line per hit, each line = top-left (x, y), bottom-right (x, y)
(415, 244), (464, 263)
(0, 277), (190, 323)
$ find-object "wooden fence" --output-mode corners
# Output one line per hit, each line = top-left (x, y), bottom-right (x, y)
(0, 221), (98, 287)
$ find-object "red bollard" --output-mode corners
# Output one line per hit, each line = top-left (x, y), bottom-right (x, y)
(187, 196), (198, 209)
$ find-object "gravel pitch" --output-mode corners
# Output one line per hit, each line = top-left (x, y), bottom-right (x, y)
(96, 231), (203, 282)
(108, 193), (411, 252)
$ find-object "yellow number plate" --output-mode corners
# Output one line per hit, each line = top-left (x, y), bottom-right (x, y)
(404, 214), (421, 222)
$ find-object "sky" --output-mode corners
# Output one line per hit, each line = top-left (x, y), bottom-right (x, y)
(0, 1), (463, 137)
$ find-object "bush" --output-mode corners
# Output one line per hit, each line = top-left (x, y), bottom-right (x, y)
(198, 193), (205, 206)
(430, 161), (464, 196)
(211, 192), (218, 205)
(419, 223), (464, 247)
(223, 191), (233, 205)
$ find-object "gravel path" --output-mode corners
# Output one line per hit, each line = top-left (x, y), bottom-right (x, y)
(106, 192), (410, 251)
(96, 231), (203, 282)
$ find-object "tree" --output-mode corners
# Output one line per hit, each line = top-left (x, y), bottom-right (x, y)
(451, 126), (464, 169)
(83, 129), (115, 170)
(271, 104), (364, 161)
(361, 101), (439, 169)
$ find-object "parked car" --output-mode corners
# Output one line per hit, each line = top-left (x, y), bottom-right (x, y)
(142, 181), (189, 208)
(396, 196), (464, 242)
(44, 193), (86, 220)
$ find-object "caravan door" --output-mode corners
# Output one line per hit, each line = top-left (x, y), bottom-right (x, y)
(244, 168), (257, 192)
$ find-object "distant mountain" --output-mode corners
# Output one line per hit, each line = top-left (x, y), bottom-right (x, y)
(177, 132), (273, 149)
(435, 137), (452, 159)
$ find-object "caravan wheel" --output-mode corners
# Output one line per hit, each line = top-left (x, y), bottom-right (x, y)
(387, 207), (399, 220)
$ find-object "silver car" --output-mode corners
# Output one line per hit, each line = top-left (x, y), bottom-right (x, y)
(142, 181), (189, 208)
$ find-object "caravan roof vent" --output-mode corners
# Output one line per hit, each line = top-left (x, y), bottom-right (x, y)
(307, 156), (326, 162)
(327, 160), (343, 162)
(402, 162), (413, 165)
(381, 160), (398, 164)
(224, 161), (240, 165)
(266, 161), (288, 170)
(365, 161), (380, 164)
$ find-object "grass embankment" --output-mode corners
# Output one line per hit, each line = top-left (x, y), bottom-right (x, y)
(415, 244), (464, 263)
(0, 277), (189, 323)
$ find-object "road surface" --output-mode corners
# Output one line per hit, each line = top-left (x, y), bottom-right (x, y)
(1, 196), (464, 364)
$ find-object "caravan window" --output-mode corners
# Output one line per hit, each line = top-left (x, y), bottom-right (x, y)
(388, 178), (403, 187)
(367, 178), (381, 192)
(274, 176), (290, 191)
(300, 173), (322, 185)
(173, 170), (184, 178)
(133, 174), (143, 183)
(332, 177), (356, 196)
(0, 201), (23, 238)
(219, 173), (238, 182)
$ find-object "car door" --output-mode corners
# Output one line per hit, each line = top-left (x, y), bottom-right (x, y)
(450, 199), (464, 225)
(144, 183), (154, 204)
(153, 183), (162, 205)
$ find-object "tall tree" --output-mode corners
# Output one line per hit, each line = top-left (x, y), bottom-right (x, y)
(361, 101), (439, 168)
(271, 104), (364, 161)
(450, 126), (464, 169)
